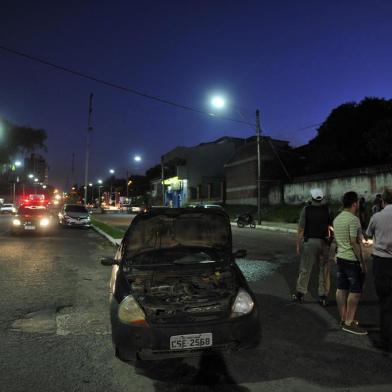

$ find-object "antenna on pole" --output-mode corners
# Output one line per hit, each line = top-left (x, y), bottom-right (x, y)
(84, 93), (93, 204)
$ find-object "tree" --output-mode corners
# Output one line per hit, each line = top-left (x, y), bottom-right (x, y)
(307, 97), (392, 173)
(0, 117), (47, 165)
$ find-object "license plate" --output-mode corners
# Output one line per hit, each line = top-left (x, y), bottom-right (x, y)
(170, 333), (213, 350)
(25, 226), (36, 230)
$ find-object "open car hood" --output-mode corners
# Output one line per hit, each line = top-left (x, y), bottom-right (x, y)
(122, 208), (232, 260)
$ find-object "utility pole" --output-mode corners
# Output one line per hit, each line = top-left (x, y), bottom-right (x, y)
(126, 170), (129, 199)
(161, 157), (165, 206)
(84, 94), (93, 205)
(256, 109), (262, 225)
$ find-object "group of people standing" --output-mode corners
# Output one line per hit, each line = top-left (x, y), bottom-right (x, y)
(293, 188), (392, 353)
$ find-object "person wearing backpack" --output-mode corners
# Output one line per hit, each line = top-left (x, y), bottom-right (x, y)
(293, 188), (334, 306)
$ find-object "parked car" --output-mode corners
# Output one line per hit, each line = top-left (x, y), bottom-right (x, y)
(1, 203), (16, 214)
(189, 204), (224, 210)
(11, 205), (53, 235)
(101, 207), (261, 361)
(58, 204), (91, 228)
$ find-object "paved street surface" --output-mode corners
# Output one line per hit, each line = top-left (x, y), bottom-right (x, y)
(0, 214), (391, 392)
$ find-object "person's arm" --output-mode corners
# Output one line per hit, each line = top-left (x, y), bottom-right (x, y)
(366, 216), (375, 239)
(297, 207), (306, 255)
(349, 219), (366, 272)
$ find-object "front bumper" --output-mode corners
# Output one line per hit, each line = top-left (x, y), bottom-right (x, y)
(62, 219), (91, 227)
(110, 299), (261, 361)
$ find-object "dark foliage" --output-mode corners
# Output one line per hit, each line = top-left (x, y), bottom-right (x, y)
(306, 97), (392, 173)
(0, 117), (47, 164)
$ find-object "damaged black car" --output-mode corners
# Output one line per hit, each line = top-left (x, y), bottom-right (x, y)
(101, 208), (261, 361)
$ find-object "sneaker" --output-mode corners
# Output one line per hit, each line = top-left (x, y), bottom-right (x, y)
(318, 296), (328, 307)
(292, 292), (304, 303)
(340, 320), (359, 327)
(342, 322), (368, 335)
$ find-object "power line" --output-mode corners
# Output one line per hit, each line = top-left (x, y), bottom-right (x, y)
(0, 44), (324, 135)
(0, 44), (254, 127)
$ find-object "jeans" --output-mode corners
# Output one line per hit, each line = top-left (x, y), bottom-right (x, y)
(373, 256), (392, 347)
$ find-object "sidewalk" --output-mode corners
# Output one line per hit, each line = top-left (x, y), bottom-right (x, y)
(231, 220), (297, 234)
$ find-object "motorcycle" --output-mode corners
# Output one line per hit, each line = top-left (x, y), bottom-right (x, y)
(236, 213), (256, 228)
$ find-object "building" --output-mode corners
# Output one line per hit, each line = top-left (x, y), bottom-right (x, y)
(225, 136), (296, 205)
(24, 153), (49, 184)
(161, 137), (245, 207)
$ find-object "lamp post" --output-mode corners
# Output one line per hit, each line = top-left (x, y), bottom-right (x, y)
(109, 169), (115, 205)
(89, 183), (93, 204)
(97, 179), (103, 207)
(211, 96), (262, 224)
(127, 155), (142, 199)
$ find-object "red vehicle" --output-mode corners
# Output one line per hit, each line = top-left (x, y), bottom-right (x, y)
(11, 205), (53, 235)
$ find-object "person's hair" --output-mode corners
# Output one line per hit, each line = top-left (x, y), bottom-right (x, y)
(382, 189), (392, 205)
(343, 191), (358, 208)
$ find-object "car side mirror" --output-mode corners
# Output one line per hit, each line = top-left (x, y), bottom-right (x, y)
(100, 257), (119, 266)
(233, 249), (247, 258)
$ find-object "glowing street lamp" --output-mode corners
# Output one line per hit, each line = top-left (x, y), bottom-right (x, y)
(109, 169), (115, 174)
(14, 160), (22, 167)
(34, 178), (39, 182)
(209, 94), (262, 224)
(211, 96), (226, 109)
(97, 180), (103, 206)
(28, 174), (34, 179)
(134, 155), (142, 162)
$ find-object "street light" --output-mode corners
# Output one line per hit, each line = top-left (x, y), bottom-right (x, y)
(97, 179), (103, 206)
(88, 183), (93, 204)
(109, 169), (115, 174)
(211, 96), (226, 109)
(126, 155), (142, 199)
(109, 169), (115, 204)
(210, 95), (262, 225)
(28, 174), (34, 179)
(14, 160), (22, 167)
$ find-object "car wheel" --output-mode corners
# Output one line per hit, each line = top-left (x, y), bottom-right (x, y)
(250, 221), (256, 228)
(115, 347), (136, 364)
(237, 221), (245, 228)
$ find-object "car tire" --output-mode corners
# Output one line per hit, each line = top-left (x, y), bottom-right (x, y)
(115, 347), (136, 364)
(237, 221), (245, 228)
(250, 221), (256, 229)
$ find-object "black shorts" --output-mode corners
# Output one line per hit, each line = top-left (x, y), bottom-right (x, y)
(336, 258), (365, 293)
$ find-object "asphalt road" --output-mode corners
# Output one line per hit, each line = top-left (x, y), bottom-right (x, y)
(0, 214), (391, 392)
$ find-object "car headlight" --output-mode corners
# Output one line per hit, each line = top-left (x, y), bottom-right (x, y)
(40, 218), (50, 227)
(231, 288), (254, 318)
(13, 219), (21, 226)
(118, 295), (147, 326)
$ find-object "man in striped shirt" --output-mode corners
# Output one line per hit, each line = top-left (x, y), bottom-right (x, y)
(333, 191), (367, 335)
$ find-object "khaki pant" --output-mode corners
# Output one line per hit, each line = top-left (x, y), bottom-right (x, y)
(296, 238), (331, 296)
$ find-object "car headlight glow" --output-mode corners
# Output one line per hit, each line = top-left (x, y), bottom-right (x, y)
(231, 288), (254, 318)
(13, 219), (21, 226)
(118, 295), (147, 326)
(40, 218), (50, 227)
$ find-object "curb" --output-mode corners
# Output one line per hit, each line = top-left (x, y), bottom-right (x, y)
(230, 221), (297, 234)
(92, 225), (122, 246)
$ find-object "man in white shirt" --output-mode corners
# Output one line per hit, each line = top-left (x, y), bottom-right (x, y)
(366, 190), (392, 352)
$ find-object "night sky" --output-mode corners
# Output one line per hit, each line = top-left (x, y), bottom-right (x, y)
(0, 0), (391, 188)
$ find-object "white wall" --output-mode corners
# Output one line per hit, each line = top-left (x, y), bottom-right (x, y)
(282, 173), (392, 205)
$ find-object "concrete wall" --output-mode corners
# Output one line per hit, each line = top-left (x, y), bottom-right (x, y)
(282, 171), (392, 205)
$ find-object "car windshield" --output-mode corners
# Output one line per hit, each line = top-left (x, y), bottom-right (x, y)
(65, 205), (88, 213)
(19, 207), (47, 215)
